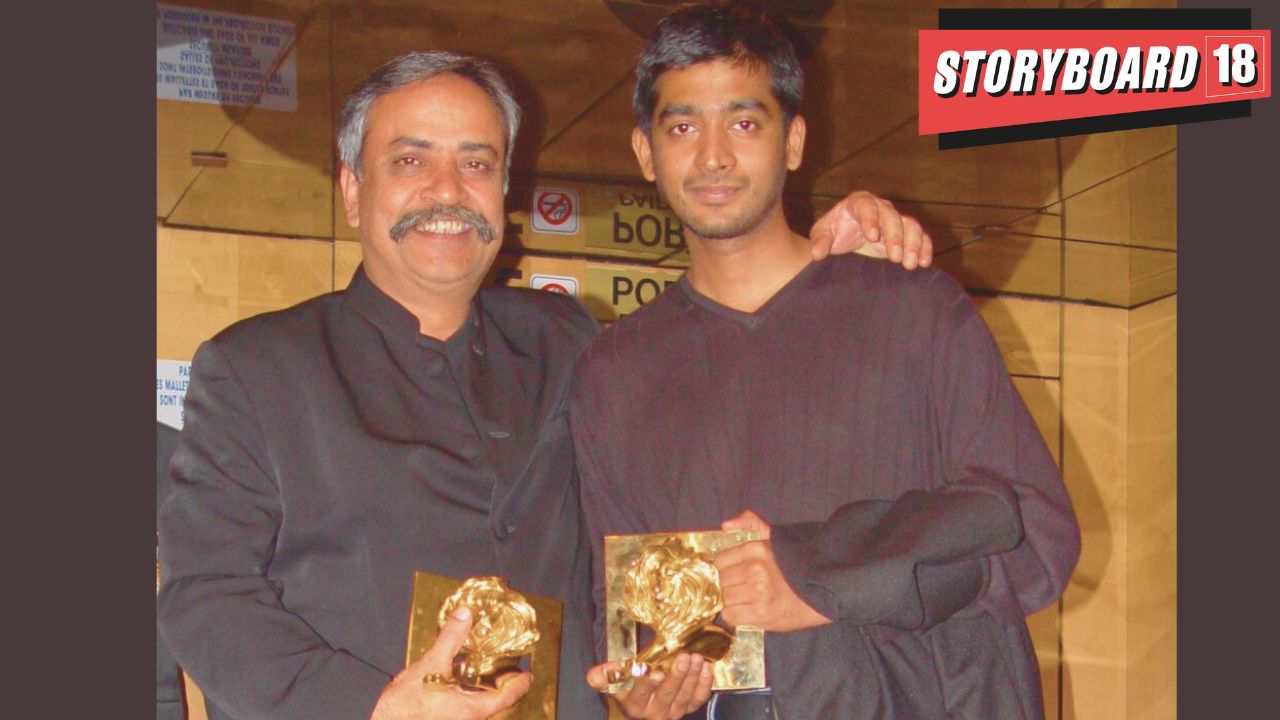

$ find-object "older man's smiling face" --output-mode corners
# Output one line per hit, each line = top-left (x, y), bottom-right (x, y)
(340, 72), (507, 303)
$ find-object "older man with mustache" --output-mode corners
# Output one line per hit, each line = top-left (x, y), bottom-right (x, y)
(157, 50), (931, 720)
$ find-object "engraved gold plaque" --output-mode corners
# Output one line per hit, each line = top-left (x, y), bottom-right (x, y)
(406, 572), (563, 719)
(603, 531), (767, 693)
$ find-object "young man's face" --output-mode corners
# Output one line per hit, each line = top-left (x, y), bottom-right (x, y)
(340, 72), (507, 299)
(632, 58), (805, 241)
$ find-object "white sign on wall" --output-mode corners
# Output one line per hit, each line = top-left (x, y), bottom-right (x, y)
(157, 359), (192, 430)
(531, 187), (580, 235)
(530, 274), (580, 296)
(156, 3), (298, 112)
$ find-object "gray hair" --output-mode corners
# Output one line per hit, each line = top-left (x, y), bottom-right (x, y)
(336, 51), (522, 191)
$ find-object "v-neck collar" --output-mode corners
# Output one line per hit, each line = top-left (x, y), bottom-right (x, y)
(676, 258), (825, 329)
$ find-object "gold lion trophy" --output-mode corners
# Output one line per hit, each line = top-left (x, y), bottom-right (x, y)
(602, 530), (767, 693)
(405, 573), (563, 719)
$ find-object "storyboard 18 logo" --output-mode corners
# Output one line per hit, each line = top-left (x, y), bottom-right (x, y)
(918, 10), (1271, 148)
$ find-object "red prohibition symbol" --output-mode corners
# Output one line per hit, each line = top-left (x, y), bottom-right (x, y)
(536, 191), (574, 226)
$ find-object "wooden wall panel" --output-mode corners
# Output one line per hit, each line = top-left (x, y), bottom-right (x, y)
(535, 76), (643, 178)
(183, 676), (209, 720)
(934, 231), (1061, 297)
(1125, 297), (1176, 720)
(491, 253), (588, 297)
(792, 5), (926, 195)
(1009, 208), (1065, 240)
(1028, 603), (1063, 720)
(334, 239), (362, 291)
(1013, 377), (1062, 466)
(1060, 305), (1129, 720)
(975, 297), (1061, 378)
(158, 0), (333, 237)
(1126, 153), (1177, 251)
(1060, 127), (1176, 200)
(157, 224), (333, 360)
(1063, 152), (1176, 251)
(1128, 248), (1177, 307)
(1065, 242), (1130, 307)
(817, 124), (1060, 210)
(328, 0), (642, 170)
(893, 202), (1056, 241)
(158, 152), (212, 220)
(1063, 175), (1130, 246)
(1062, 243), (1177, 309)
(333, 176), (359, 242)
(166, 163), (335, 238)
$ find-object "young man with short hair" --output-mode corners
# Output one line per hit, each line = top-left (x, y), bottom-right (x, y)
(573, 4), (1081, 718)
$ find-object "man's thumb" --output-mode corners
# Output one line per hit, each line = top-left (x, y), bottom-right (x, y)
(408, 606), (473, 679)
(721, 508), (767, 533)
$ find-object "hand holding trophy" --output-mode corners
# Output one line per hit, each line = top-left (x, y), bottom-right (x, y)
(602, 531), (768, 693)
(373, 603), (533, 720)
(435, 577), (542, 689)
(404, 573), (564, 719)
(612, 538), (732, 680)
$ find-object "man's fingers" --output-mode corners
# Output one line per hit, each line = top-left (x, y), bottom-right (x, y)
(849, 193), (881, 245)
(811, 193), (932, 269)
(691, 659), (714, 708)
(718, 571), (760, 597)
(666, 655), (705, 715)
(714, 536), (771, 573)
(585, 662), (616, 692)
(900, 216), (925, 270)
(812, 198), (879, 260)
(875, 199), (905, 264)
(713, 543), (747, 572)
(477, 671), (533, 715)
(646, 659), (696, 717)
(720, 509), (769, 535)
(853, 239), (889, 260)
(410, 606), (472, 677)
(807, 212), (837, 261)
(620, 673), (664, 714)
(918, 224), (934, 267)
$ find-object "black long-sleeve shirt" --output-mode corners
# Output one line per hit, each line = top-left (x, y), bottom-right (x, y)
(158, 267), (605, 720)
(570, 255), (1080, 719)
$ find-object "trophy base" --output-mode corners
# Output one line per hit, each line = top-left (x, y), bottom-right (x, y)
(454, 655), (525, 690)
(633, 624), (734, 674)
(605, 624), (763, 689)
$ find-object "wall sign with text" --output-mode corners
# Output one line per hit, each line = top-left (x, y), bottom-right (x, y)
(156, 3), (298, 111)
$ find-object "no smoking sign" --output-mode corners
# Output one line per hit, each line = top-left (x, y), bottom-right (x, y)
(530, 273), (580, 296)
(531, 187), (580, 234)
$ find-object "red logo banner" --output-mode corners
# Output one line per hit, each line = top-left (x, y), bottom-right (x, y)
(918, 29), (1270, 135)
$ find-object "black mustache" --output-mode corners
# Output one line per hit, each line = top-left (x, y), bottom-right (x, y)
(389, 205), (496, 243)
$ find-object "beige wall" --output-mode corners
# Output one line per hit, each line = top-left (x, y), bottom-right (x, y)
(1126, 297), (1177, 720)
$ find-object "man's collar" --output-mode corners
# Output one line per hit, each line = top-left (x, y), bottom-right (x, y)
(342, 265), (484, 357)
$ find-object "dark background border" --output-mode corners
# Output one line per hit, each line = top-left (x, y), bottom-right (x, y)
(8, 1), (1275, 715)
(14, 1), (158, 716)
(1179, 2), (1279, 716)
